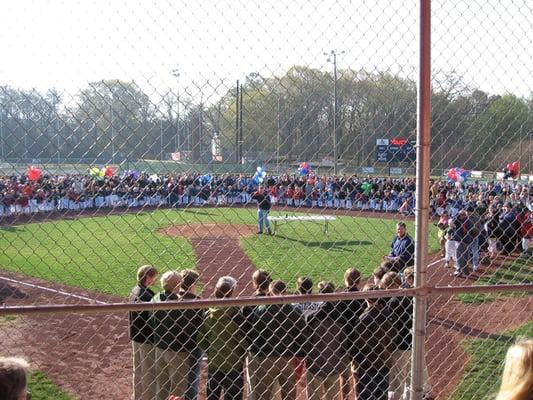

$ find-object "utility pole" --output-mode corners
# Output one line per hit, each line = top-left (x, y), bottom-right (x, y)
(171, 68), (180, 152)
(325, 50), (344, 175)
(235, 80), (239, 164)
(239, 82), (243, 165)
(277, 96), (281, 172)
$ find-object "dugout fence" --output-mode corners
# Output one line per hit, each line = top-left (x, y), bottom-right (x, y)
(1, 1), (532, 400)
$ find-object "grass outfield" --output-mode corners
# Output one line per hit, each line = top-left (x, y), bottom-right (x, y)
(0, 208), (439, 296)
(452, 321), (533, 400)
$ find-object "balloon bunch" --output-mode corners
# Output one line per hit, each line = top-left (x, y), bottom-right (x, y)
(298, 162), (311, 176)
(89, 166), (113, 179)
(121, 170), (140, 180)
(27, 166), (41, 182)
(89, 167), (105, 178)
(447, 167), (469, 187)
(502, 161), (519, 180)
(200, 174), (212, 185)
(361, 181), (372, 194)
(252, 167), (266, 185)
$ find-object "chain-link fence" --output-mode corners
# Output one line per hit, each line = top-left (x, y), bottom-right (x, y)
(1, 1), (532, 399)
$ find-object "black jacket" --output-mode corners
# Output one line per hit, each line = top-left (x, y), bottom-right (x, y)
(151, 291), (205, 352)
(250, 303), (306, 357)
(128, 284), (155, 344)
(385, 296), (413, 351)
(252, 192), (271, 211)
(352, 306), (396, 370)
(305, 301), (349, 376)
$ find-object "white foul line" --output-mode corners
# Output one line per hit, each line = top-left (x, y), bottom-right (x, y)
(0, 276), (108, 305)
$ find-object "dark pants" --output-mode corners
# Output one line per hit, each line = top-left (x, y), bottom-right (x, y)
(357, 366), (389, 400)
(186, 347), (203, 400)
(456, 242), (471, 275)
(207, 370), (244, 400)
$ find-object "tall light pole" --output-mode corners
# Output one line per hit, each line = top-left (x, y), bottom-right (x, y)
(171, 68), (180, 152)
(277, 96), (281, 172)
(0, 99), (4, 161)
(325, 50), (344, 175)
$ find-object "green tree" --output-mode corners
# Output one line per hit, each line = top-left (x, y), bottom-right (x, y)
(72, 80), (155, 163)
(468, 94), (529, 170)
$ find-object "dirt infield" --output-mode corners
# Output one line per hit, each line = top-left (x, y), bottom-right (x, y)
(1, 207), (530, 399)
(158, 223), (258, 295)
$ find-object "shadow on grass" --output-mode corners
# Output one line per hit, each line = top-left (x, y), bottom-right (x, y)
(274, 234), (372, 252)
(176, 208), (218, 217)
(0, 226), (22, 232)
(429, 316), (517, 342)
(457, 257), (533, 304)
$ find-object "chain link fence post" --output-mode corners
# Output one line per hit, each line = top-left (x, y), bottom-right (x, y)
(411, 1), (432, 399)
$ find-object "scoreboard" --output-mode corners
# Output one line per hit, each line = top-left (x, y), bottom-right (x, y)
(376, 138), (416, 163)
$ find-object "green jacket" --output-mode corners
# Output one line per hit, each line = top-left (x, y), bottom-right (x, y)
(198, 307), (248, 373)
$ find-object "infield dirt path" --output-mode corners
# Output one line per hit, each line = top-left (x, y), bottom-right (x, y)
(1, 205), (531, 399)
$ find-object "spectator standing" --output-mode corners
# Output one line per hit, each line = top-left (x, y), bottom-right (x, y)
(305, 281), (349, 400)
(199, 276), (248, 400)
(293, 276), (321, 317)
(380, 272), (413, 400)
(517, 206), (532, 257)
(436, 211), (449, 257)
(241, 270), (272, 400)
(484, 204), (501, 260)
(451, 210), (474, 277)
(129, 265), (159, 400)
(179, 270), (205, 400)
(248, 280), (306, 400)
(151, 271), (188, 400)
(498, 202), (521, 255)
(338, 268), (365, 400)
(466, 204), (483, 272)
(352, 284), (396, 400)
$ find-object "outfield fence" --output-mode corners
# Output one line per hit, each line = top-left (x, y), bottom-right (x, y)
(1, 1), (532, 400)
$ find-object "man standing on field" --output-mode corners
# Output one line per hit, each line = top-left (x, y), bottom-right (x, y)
(252, 185), (272, 235)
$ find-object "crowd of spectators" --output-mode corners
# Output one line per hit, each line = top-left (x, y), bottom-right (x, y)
(0, 171), (531, 217)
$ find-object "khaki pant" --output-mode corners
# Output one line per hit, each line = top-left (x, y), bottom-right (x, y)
(307, 372), (341, 400)
(249, 355), (296, 400)
(155, 347), (189, 400)
(388, 349), (431, 400)
(132, 341), (156, 400)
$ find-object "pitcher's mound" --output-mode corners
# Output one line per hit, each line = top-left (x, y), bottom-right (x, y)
(158, 223), (257, 239)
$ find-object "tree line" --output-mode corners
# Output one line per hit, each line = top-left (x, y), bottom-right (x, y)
(0, 67), (531, 171)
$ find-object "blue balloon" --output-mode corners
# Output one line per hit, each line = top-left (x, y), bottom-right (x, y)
(201, 174), (212, 185)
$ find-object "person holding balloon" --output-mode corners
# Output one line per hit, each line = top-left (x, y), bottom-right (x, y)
(251, 185), (272, 235)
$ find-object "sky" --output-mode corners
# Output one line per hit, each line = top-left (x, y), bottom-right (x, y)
(1, 0), (531, 104)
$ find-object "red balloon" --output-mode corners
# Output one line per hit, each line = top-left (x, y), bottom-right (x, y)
(447, 168), (458, 181)
(27, 166), (41, 181)
(104, 166), (114, 177)
(505, 161), (520, 178)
